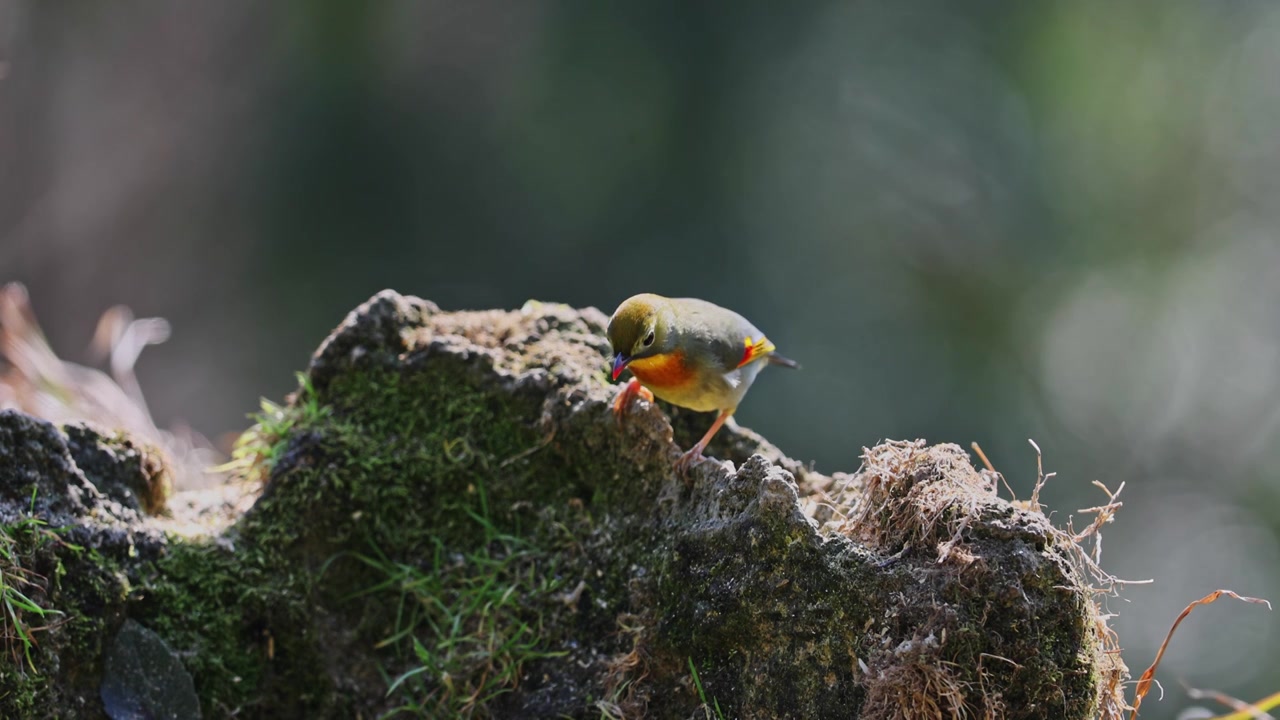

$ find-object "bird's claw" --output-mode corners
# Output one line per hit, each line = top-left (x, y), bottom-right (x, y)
(611, 378), (654, 425)
(674, 445), (709, 475)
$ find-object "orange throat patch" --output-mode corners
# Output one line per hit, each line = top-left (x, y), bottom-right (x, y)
(626, 351), (694, 390)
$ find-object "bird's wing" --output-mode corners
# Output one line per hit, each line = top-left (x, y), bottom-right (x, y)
(673, 298), (774, 372)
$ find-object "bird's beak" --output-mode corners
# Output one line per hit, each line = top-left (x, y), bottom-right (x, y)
(611, 352), (630, 381)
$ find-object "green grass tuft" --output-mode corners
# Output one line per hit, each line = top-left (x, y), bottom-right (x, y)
(0, 490), (70, 674)
(338, 508), (568, 718)
(217, 371), (330, 485)
(687, 657), (725, 720)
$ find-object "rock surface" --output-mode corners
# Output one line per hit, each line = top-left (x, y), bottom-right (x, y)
(0, 291), (1122, 719)
(100, 619), (202, 720)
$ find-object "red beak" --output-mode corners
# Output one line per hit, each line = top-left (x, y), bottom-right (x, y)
(611, 352), (629, 381)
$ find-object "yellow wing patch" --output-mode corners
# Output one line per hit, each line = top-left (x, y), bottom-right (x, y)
(737, 335), (776, 368)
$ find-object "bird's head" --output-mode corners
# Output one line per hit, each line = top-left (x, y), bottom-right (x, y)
(607, 294), (675, 381)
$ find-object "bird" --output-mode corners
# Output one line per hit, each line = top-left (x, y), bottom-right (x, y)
(606, 293), (799, 471)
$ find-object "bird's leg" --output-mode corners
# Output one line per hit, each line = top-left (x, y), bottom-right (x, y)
(611, 377), (654, 424)
(675, 408), (733, 472)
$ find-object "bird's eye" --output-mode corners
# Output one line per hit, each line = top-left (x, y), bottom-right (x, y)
(643, 331), (655, 347)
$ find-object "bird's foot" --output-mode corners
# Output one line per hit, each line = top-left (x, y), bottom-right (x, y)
(674, 408), (732, 477)
(611, 378), (654, 425)
(674, 444), (710, 474)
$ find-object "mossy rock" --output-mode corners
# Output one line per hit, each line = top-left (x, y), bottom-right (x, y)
(0, 411), (167, 716)
(0, 291), (1125, 719)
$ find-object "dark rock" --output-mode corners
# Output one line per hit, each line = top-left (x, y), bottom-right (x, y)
(64, 423), (171, 516)
(100, 620), (201, 720)
(0, 409), (98, 523)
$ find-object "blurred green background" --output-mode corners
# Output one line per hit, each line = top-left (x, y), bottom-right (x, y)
(2, 1), (1278, 716)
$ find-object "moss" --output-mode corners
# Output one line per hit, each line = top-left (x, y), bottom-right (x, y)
(125, 353), (601, 717)
(136, 540), (273, 714)
(135, 529), (377, 716)
(255, 360), (604, 716)
(652, 509), (871, 717)
(245, 360), (549, 557)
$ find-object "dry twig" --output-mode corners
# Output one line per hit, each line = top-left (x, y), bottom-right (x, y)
(1129, 590), (1273, 720)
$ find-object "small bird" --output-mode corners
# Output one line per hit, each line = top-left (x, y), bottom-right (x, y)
(606, 293), (799, 470)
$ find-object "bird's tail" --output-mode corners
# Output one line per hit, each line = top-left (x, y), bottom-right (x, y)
(768, 353), (801, 370)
